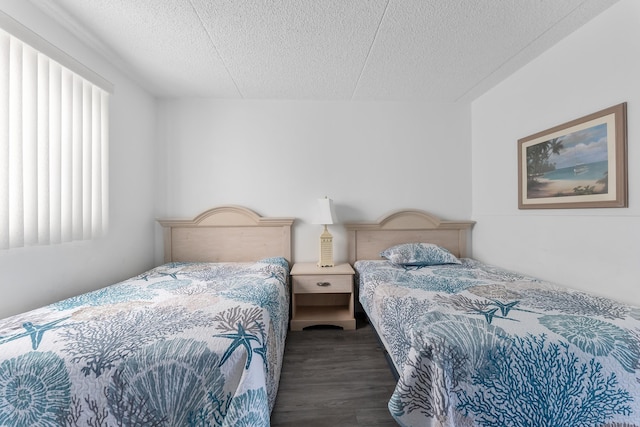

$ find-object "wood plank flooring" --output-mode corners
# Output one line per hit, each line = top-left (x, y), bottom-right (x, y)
(271, 319), (399, 426)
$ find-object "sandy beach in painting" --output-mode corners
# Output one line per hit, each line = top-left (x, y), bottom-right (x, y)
(527, 178), (606, 198)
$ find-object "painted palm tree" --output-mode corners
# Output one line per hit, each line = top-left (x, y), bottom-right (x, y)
(526, 137), (564, 182)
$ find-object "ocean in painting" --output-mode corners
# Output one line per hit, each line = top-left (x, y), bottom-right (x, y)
(543, 160), (608, 181)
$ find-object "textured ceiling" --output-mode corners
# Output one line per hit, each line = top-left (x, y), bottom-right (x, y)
(30, 0), (619, 101)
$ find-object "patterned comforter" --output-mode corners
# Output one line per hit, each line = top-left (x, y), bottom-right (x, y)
(355, 258), (640, 427)
(0, 257), (290, 427)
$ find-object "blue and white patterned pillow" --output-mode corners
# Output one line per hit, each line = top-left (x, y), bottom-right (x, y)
(380, 243), (461, 266)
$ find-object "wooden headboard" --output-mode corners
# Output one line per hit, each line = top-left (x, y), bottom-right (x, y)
(345, 209), (475, 263)
(157, 206), (295, 264)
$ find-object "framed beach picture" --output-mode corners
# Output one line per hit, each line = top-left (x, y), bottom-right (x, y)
(518, 103), (627, 209)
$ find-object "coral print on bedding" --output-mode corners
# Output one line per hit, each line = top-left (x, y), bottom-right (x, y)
(0, 257), (289, 427)
(355, 257), (640, 427)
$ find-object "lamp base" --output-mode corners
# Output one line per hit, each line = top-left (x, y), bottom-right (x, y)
(317, 225), (334, 267)
(317, 261), (334, 267)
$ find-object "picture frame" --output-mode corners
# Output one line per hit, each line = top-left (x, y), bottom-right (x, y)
(518, 102), (627, 209)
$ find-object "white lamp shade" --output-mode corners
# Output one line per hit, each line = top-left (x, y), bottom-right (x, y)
(313, 198), (336, 225)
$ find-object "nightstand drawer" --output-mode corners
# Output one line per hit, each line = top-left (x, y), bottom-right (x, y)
(293, 275), (352, 293)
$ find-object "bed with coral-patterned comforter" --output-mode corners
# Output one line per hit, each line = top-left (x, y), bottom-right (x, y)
(355, 258), (640, 427)
(0, 257), (289, 427)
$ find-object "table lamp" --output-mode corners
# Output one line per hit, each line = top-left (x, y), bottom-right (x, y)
(314, 197), (336, 267)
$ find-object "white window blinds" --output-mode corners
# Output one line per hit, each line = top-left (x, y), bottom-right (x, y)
(0, 16), (110, 249)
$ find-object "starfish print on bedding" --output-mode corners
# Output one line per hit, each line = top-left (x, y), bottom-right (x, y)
(0, 317), (71, 350)
(490, 299), (520, 317)
(214, 323), (265, 370)
(475, 307), (499, 324)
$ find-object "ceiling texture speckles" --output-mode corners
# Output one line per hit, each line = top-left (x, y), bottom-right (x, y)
(30, 0), (619, 101)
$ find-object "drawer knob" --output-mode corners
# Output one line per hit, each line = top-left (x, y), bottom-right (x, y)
(316, 281), (331, 287)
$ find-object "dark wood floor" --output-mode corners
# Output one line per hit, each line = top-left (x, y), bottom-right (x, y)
(271, 319), (399, 426)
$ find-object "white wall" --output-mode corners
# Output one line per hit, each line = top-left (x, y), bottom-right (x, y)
(156, 99), (471, 264)
(471, 0), (640, 304)
(0, 2), (158, 318)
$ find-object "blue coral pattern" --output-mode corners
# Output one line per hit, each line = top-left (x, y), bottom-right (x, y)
(0, 258), (289, 427)
(355, 259), (640, 427)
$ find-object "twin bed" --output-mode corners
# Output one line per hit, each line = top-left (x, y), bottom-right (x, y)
(0, 206), (294, 427)
(2, 205), (639, 427)
(347, 209), (640, 427)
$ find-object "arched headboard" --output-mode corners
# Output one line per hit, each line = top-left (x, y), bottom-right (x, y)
(345, 209), (475, 263)
(157, 205), (295, 264)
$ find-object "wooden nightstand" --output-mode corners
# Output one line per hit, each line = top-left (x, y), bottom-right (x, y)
(290, 262), (356, 331)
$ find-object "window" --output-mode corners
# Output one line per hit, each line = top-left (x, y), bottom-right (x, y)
(0, 12), (112, 249)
